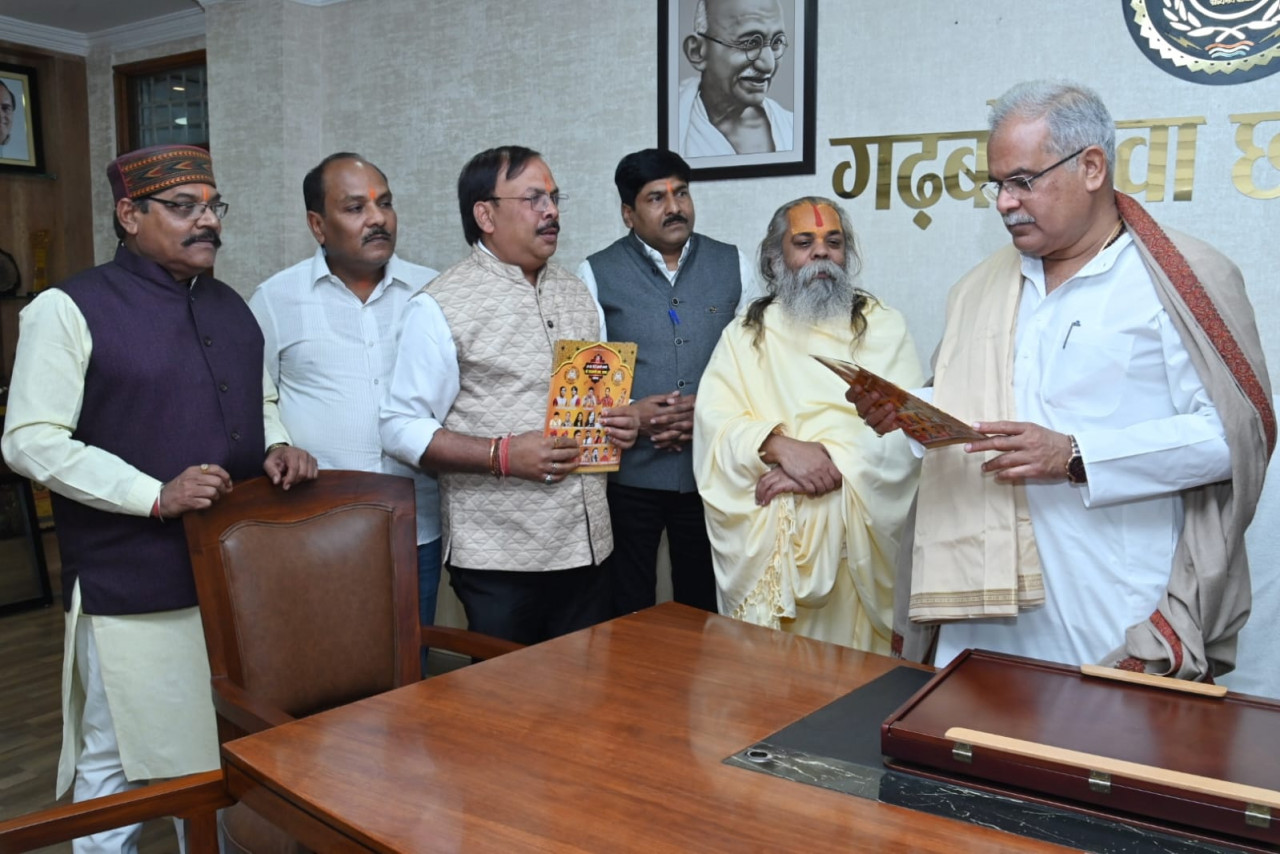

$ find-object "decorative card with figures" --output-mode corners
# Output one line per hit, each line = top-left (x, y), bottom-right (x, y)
(544, 340), (637, 474)
(814, 354), (986, 448)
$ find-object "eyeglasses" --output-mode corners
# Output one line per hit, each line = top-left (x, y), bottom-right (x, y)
(980, 148), (1086, 201)
(697, 31), (788, 62)
(141, 195), (230, 221)
(485, 191), (566, 212)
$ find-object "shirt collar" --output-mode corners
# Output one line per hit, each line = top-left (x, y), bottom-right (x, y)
(1019, 231), (1134, 296)
(475, 240), (545, 285)
(633, 233), (692, 273)
(307, 246), (413, 299)
(113, 243), (199, 290)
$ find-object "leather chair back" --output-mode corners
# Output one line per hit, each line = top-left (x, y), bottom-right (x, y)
(185, 471), (421, 728)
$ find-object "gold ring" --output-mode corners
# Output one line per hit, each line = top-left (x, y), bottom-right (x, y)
(200, 463), (209, 473)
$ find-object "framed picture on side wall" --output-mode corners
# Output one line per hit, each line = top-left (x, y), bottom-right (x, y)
(658, 0), (817, 181)
(0, 63), (46, 174)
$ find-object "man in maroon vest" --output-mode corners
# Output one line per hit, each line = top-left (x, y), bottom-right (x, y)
(2, 144), (316, 853)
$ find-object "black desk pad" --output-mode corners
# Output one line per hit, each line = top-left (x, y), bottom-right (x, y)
(725, 667), (1256, 853)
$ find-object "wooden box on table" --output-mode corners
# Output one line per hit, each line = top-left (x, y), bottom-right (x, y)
(882, 649), (1280, 847)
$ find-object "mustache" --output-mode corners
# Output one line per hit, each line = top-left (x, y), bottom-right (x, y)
(537, 220), (560, 235)
(662, 213), (688, 227)
(797, 259), (846, 285)
(362, 227), (392, 244)
(1003, 213), (1035, 227)
(182, 231), (222, 248)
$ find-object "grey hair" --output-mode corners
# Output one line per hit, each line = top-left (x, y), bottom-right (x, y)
(745, 196), (871, 349)
(693, 0), (707, 34)
(989, 80), (1115, 178)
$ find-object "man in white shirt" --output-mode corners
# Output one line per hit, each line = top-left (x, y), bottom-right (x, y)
(577, 148), (761, 616)
(380, 145), (638, 644)
(248, 155), (440, 676)
(679, 0), (794, 158)
(850, 81), (1273, 681)
(251, 152), (441, 673)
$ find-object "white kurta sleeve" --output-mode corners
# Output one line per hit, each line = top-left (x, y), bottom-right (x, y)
(1, 290), (160, 516)
(379, 293), (461, 468)
(1078, 310), (1231, 508)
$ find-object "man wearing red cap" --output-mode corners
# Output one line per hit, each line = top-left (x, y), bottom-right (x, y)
(2, 144), (316, 852)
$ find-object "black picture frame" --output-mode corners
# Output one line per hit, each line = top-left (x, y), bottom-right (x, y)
(658, 0), (817, 181)
(0, 62), (47, 174)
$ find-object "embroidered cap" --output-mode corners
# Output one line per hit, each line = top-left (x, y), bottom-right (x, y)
(107, 144), (216, 202)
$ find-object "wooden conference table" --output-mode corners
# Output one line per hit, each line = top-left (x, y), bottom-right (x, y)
(221, 603), (1074, 852)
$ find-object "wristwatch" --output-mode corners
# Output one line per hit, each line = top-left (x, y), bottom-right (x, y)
(1065, 435), (1087, 485)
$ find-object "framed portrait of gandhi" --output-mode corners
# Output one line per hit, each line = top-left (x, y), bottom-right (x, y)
(0, 63), (45, 174)
(658, 0), (817, 181)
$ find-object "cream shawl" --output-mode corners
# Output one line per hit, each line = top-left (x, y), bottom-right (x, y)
(693, 302), (923, 652)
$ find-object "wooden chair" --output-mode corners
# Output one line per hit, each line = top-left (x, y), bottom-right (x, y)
(183, 470), (522, 853)
(0, 771), (229, 853)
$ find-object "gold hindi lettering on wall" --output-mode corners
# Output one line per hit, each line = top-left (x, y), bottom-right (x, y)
(829, 131), (989, 230)
(830, 118), (1211, 229)
(1114, 117), (1205, 202)
(1228, 111), (1280, 200)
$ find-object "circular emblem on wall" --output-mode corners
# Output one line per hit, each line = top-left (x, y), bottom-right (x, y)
(1124, 0), (1280, 84)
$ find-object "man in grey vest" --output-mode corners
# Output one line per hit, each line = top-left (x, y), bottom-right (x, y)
(577, 148), (761, 616)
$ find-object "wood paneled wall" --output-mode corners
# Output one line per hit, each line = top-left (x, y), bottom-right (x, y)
(0, 41), (93, 379)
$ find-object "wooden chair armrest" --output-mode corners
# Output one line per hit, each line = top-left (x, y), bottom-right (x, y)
(422, 625), (524, 660)
(0, 770), (230, 854)
(212, 677), (296, 733)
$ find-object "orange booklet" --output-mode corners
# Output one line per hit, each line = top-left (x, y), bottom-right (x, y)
(814, 354), (986, 449)
(545, 340), (638, 473)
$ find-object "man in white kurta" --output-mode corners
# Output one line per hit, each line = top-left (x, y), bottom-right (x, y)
(2, 145), (316, 854)
(851, 82), (1272, 680)
(694, 198), (922, 653)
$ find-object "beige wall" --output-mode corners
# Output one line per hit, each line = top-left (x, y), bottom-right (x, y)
(195, 1), (1278, 360)
(80, 0), (1280, 690)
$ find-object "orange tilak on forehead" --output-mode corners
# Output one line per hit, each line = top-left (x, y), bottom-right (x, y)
(368, 188), (379, 201)
(199, 186), (212, 202)
(544, 173), (555, 193)
(666, 180), (674, 196)
(787, 203), (840, 237)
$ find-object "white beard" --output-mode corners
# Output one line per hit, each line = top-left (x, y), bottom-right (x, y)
(774, 259), (854, 325)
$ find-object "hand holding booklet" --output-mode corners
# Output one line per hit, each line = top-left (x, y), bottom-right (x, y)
(814, 354), (986, 449)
